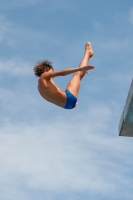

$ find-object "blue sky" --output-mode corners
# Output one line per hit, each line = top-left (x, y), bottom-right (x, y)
(0, 0), (133, 200)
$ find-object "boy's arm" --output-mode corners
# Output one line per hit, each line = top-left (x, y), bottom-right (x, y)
(42, 65), (94, 79)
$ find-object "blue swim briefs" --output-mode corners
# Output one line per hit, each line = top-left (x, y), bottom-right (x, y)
(64, 90), (77, 109)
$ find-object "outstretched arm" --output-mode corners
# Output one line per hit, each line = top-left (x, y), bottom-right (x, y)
(42, 65), (94, 79)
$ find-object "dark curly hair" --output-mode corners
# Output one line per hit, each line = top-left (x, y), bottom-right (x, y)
(34, 60), (54, 77)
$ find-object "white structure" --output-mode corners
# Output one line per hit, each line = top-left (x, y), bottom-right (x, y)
(119, 79), (133, 136)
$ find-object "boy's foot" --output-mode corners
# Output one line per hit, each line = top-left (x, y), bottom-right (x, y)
(85, 42), (94, 58)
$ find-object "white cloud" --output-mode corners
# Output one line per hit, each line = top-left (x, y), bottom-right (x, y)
(0, 104), (133, 200)
(100, 39), (129, 51)
(0, 15), (33, 46)
(129, 8), (133, 24)
(0, 59), (32, 76)
(0, 16), (12, 45)
(0, 0), (39, 9)
(93, 21), (103, 32)
(46, 0), (76, 11)
(0, 13), (68, 59)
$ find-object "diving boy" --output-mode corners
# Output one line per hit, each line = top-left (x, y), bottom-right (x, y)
(34, 42), (94, 109)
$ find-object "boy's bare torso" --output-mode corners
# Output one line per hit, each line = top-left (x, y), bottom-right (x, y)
(38, 76), (66, 108)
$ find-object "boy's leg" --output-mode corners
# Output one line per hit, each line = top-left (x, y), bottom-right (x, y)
(66, 42), (93, 98)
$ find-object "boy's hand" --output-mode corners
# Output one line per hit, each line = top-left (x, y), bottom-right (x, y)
(80, 65), (95, 74)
